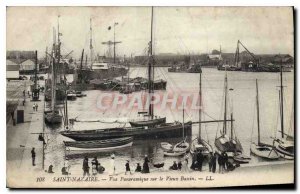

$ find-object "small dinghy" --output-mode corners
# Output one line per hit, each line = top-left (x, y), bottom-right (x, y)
(233, 153), (251, 164)
(172, 139), (190, 152)
(75, 91), (87, 97)
(250, 143), (279, 160)
(273, 139), (294, 160)
(163, 150), (186, 157)
(250, 80), (280, 160)
(160, 142), (173, 151)
(64, 137), (133, 152)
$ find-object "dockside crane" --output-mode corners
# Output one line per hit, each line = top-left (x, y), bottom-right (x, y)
(235, 40), (259, 68)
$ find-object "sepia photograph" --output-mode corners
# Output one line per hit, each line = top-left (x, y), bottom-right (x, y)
(6, 6), (294, 188)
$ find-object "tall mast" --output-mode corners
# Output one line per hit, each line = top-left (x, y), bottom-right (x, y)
(79, 49), (84, 83)
(280, 59), (284, 138)
(256, 79), (261, 144)
(57, 16), (62, 83)
(230, 113), (233, 140)
(113, 22), (116, 63)
(51, 28), (56, 114)
(199, 65), (202, 140)
(148, 6), (154, 119)
(183, 104), (185, 139)
(223, 72), (228, 136)
(90, 18), (93, 67)
(85, 54), (88, 67)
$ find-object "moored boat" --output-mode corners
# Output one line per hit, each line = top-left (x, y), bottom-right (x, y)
(215, 72), (243, 156)
(272, 63), (294, 160)
(67, 92), (77, 100)
(160, 142), (173, 151)
(75, 91), (86, 97)
(64, 137), (133, 151)
(190, 65), (213, 156)
(129, 117), (166, 127)
(250, 143), (279, 160)
(233, 154), (251, 164)
(163, 150), (186, 157)
(250, 79), (279, 160)
(273, 139), (294, 160)
(45, 112), (63, 124)
(60, 121), (192, 141)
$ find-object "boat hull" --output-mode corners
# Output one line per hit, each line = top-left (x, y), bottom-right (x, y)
(66, 142), (133, 151)
(250, 143), (280, 160)
(190, 138), (213, 156)
(45, 112), (62, 124)
(273, 139), (294, 160)
(60, 122), (192, 141)
(233, 154), (251, 163)
(64, 137), (133, 151)
(129, 117), (166, 127)
(215, 136), (243, 154)
(163, 150), (186, 157)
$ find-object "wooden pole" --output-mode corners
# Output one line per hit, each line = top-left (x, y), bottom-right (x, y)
(280, 59), (284, 138)
(256, 79), (261, 144)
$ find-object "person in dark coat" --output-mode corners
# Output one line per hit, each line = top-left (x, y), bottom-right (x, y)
(223, 152), (229, 171)
(142, 156), (150, 173)
(208, 152), (213, 172)
(218, 152), (223, 174)
(48, 165), (54, 173)
(169, 161), (178, 170)
(31, 147), (36, 166)
(135, 163), (142, 172)
(125, 160), (131, 175)
(190, 153), (197, 170)
(197, 150), (204, 171)
(178, 161), (182, 170)
(82, 156), (90, 176)
(91, 157), (99, 172)
(211, 152), (217, 173)
(61, 167), (68, 175)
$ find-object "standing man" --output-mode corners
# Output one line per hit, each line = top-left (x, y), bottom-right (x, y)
(197, 150), (203, 171)
(125, 160), (131, 175)
(82, 156), (90, 176)
(35, 103), (39, 111)
(208, 152), (213, 172)
(31, 147), (36, 166)
(211, 152), (217, 173)
(142, 155), (150, 173)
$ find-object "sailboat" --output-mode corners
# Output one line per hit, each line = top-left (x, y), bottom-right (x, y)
(250, 79), (280, 159)
(273, 63), (294, 160)
(60, 7), (192, 141)
(62, 64), (134, 152)
(190, 65), (213, 156)
(163, 106), (190, 157)
(214, 71), (243, 157)
(45, 19), (63, 124)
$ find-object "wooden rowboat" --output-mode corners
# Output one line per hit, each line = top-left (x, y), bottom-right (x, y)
(64, 137), (133, 151)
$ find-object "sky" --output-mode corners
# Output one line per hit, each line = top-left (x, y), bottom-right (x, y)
(6, 6), (294, 59)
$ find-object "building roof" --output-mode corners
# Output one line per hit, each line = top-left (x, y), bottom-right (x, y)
(208, 54), (222, 60)
(6, 59), (18, 66)
(20, 59), (35, 65)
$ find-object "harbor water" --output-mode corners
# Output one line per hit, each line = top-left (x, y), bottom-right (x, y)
(45, 67), (294, 175)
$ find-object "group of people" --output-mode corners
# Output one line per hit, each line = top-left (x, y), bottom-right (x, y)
(32, 103), (39, 112)
(189, 150), (239, 174)
(190, 150), (205, 171)
(82, 156), (105, 176)
(81, 154), (151, 176)
(37, 151), (239, 177)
